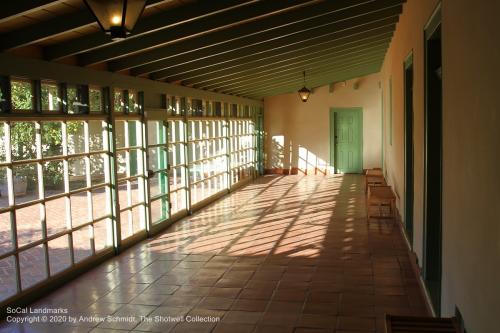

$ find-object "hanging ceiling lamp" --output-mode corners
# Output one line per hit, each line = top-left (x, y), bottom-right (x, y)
(298, 70), (311, 102)
(84, 0), (147, 40)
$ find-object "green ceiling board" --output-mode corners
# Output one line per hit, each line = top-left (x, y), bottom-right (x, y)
(226, 59), (382, 94)
(147, 21), (396, 79)
(43, 0), (251, 60)
(0, 0), (168, 51)
(79, 0), (317, 66)
(165, 30), (394, 83)
(243, 66), (381, 98)
(109, 1), (403, 72)
(211, 54), (385, 93)
(191, 43), (389, 90)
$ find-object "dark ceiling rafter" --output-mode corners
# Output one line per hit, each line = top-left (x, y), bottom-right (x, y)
(0, 0), (63, 24)
(187, 36), (392, 89)
(0, 0), (407, 99)
(0, 0), (169, 51)
(108, 0), (394, 73)
(44, 0), (258, 61)
(158, 24), (396, 82)
(78, 0), (323, 67)
(218, 54), (385, 94)
(129, 2), (403, 78)
(193, 43), (389, 91)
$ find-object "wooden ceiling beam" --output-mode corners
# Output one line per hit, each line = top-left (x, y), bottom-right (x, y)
(108, 0), (403, 72)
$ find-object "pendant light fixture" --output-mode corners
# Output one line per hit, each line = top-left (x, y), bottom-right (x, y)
(298, 70), (311, 102)
(84, 0), (147, 40)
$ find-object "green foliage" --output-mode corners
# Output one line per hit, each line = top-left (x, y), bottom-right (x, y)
(11, 81), (33, 110)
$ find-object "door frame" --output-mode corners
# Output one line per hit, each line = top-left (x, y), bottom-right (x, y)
(329, 107), (363, 174)
(404, 51), (414, 246)
(423, 2), (443, 315)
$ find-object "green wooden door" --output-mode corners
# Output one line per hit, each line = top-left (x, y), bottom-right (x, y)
(330, 108), (363, 173)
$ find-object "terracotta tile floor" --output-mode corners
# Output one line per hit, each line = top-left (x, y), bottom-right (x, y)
(0, 174), (429, 333)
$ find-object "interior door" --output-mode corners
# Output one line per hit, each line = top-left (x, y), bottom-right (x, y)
(331, 108), (363, 173)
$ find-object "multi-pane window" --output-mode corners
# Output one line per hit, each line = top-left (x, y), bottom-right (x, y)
(168, 119), (188, 214)
(188, 119), (228, 204)
(0, 76), (261, 306)
(0, 117), (113, 302)
(147, 120), (170, 223)
(114, 105), (147, 240)
(230, 119), (256, 184)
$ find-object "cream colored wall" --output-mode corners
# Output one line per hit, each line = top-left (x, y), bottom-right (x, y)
(381, 0), (500, 331)
(441, 0), (500, 331)
(380, 0), (439, 273)
(263, 73), (382, 174)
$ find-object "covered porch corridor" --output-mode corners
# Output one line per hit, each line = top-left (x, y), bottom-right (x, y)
(0, 174), (428, 332)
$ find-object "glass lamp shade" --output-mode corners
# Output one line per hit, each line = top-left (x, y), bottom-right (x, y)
(84, 0), (146, 40)
(298, 86), (311, 102)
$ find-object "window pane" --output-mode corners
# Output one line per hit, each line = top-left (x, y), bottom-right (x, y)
(13, 163), (38, 204)
(170, 189), (186, 214)
(67, 85), (88, 114)
(149, 172), (167, 197)
(45, 196), (67, 236)
(0, 256), (17, 301)
(16, 204), (42, 246)
(89, 120), (104, 151)
(148, 147), (167, 171)
(0, 122), (6, 162)
(150, 198), (168, 224)
(11, 79), (34, 110)
(42, 122), (63, 157)
(128, 90), (140, 113)
(94, 218), (112, 252)
(89, 87), (102, 112)
(70, 193), (89, 227)
(128, 121), (142, 147)
(129, 149), (141, 176)
(69, 158), (87, 191)
(20, 244), (47, 289)
(48, 235), (71, 275)
(120, 210), (132, 239)
(0, 166), (9, 209)
(117, 181), (128, 210)
(115, 120), (126, 148)
(41, 82), (60, 111)
(116, 152), (127, 178)
(114, 90), (124, 113)
(130, 178), (144, 205)
(90, 154), (106, 185)
(132, 205), (145, 233)
(92, 188), (108, 220)
(67, 121), (85, 155)
(0, 212), (12, 255)
(169, 166), (186, 191)
(73, 226), (92, 263)
(11, 122), (36, 161)
(43, 160), (64, 197)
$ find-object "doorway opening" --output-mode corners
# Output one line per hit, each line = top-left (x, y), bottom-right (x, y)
(404, 52), (414, 246)
(423, 4), (442, 315)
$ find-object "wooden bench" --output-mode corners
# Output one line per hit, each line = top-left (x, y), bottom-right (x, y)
(367, 185), (396, 220)
(365, 168), (384, 193)
(365, 175), (386, 193)
(386, 314), (459, 333)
